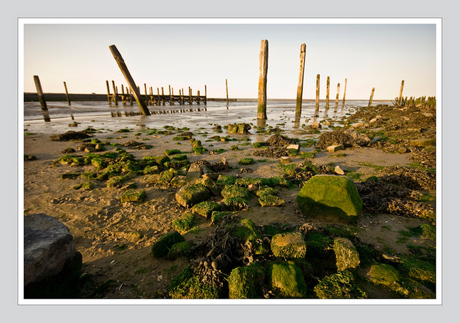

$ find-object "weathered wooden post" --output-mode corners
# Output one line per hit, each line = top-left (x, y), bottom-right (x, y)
(197, 90), (201, 105)
(315, 74), (320, 110)
(204, 85), (207, 105)
(63, 81), (71, 106)
(325, 76), (330, 109)
(106, 80), (112, 105)
(189, 87), (192, 105)
(368, 87), (375, 107)
(295, 43), (306, 118)
(111, 80), (119, 105)
(335, 83), (340, 108)
(33, 75), (50, 122)
(161, 87), (165, 105)
(109, 45), (150, 116)
(257, 39), (269, 120)
(226, 79), (229, 105)
(342, 78), (347, 107)
(398, 80), (405, 105)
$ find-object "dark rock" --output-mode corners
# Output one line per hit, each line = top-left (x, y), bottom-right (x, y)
(50, 131), (90, 141)
(24, 213), (82, 298)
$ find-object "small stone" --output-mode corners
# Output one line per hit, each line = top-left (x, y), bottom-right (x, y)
(310, 121), (322, 129)
(326, 144), (344, 152)
(286, 144), (299, 151)
(334, 165), (345, 175)
(247, 184), (258, 192)
(280, 156), (291, 164)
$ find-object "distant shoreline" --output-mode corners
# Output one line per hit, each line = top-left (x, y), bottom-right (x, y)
(23, 92), (391, 102)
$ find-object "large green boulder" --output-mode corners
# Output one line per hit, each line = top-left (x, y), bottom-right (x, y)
(227, 263), (265, 299)
(296, 175), (362, 222)
(332, 237), (360, 271)
(269, 261), (307, 298)
(191, 201), (222, 219)
(271, 232), (306, 259)
(314, 270), (367, 299)
(175, 183), (211, 208)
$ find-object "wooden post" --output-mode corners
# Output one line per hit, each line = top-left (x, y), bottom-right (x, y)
(398, 80), (405, 105)
(257, 39), (269, 120)
(368, 87), (375, 107)
(325, 76), (330, 109)
(106, 80), (112, 105)
(108, 45), (150, 116)
(204, 85), (207, 104)
(342, 78), (347, 107)
(33, 75), (50, 122)
(295, 43), (306, 118)
(189, 87), (192, 105)
(197, 90), (201, 105)
(111, 80), (119, 105)
(226, 79), (229, 105)
(63, 81), (71, 106)
(315, 74), (320, 110)
(335, 83), (340, 108)
(161, 87), (165, 105)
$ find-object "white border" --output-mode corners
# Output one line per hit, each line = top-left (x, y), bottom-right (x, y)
(18, 17), (442, 306)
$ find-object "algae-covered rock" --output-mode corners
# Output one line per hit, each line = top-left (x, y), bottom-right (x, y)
(170, 275), (222, 299)
(227, 123), (251, 134)
(366, 263), (409, 296)
(314, 270), (367, 299)
(271, 232), (306, 259)
(258, 195), (285, 207)
(175, 183), (211, 208)
(333, 237), (360, 271)
(211, 211), (231, 224)
(191, 201), (222, 219)
(195, 177), (222, 196)
(143, 165), (160, 175)
(222, 197), (250, 211)
(221, 185), (252, 200)
(269, 261), (307, 298)
(151, 230), (185, 258)
(296, 175), (362, 222)
(120, 189), (146, 203)
(216, 174), (236, 186)
(160, 168), (177, 183)
(167, 241), (191, 260)
(171, 213), (196, 233)
(228, 263), (265, 299)
(231, 218), (266, 255)
(256, 186), (278, 197)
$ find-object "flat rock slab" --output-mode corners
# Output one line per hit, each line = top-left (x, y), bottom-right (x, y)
(24, 213), (81, 288)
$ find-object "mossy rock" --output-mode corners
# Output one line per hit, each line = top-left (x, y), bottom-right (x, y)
(192, 146), (207, 155)
(210, 211), (231, 224)
(172, 213), (196, 233)
(195, 177), (222, 196)
(151, 230), (185, 258)
(160, 168), (177, 183)
(333, 237), (360, 271)
(167, 241), (191, 260)
(58, 155), (84, 166)
(175, 183), (211, 208)
(221, 185), (252, 200)
(91, 158), (107, 170)
(239, 158), (254, 165)
(271, 232), (306, 259)
(400, 257), (436, 284)
(164, 149), (182, 156)
(305, 233), (333, 257)
(107, 175), (126, 188)
(165, 159), (190, 170)
(230, 218), (266, 255)
(24, 154), (37, 161)
(216, 175), (236, 186)
(255, 186), (278, 197)
(171, 154), (188, 161)
(366, 264), (409, 296)
(143, 165), (160, 175)
(228, 263), (265, 299)
(259, 195), (285, 207)
(227, 123), (251, 134)
(314, 270), (367, 299)
(120, 189), (146, 203)
(269, 261), (307, 298)
(222, 197), (250, 211)
(253, 141), (267, 148)
(296, 175), (362, 223)
(121, 160), (141, 173)
(191, 201), (222, 219)
(80, 182), (94, 190)
(169, 275), (222, 299)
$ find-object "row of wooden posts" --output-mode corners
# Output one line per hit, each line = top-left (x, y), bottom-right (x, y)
(106, 80), (207, 107)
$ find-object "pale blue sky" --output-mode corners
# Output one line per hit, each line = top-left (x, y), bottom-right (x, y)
(22, 20), (437, 100)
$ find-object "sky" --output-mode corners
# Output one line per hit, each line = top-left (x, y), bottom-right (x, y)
(21, 19), (438, 100)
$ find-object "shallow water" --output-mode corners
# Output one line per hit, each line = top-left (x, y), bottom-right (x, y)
(22, 99), (391, 136)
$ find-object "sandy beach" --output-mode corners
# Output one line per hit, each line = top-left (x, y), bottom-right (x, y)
(23, 101), (437, 299)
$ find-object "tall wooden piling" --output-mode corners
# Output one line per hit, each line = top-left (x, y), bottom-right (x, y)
(33, 75), (50, 122)
(295, 43), (306, 118)
(205, 85), (207, 103)
(226, 79), (229, 105)
(398, 80), (405, 105)
(106, 80), (112, 105)
(335, 83), (340, 108)
(109, 45), (150, 116)
(325, 76), (330, 109)
(315, 74), (320, 110)
(368, 87), (375, 107)
(63, 81), (71, 106)
(257, 39), (269, 120)
(342, 78), (347, 107)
